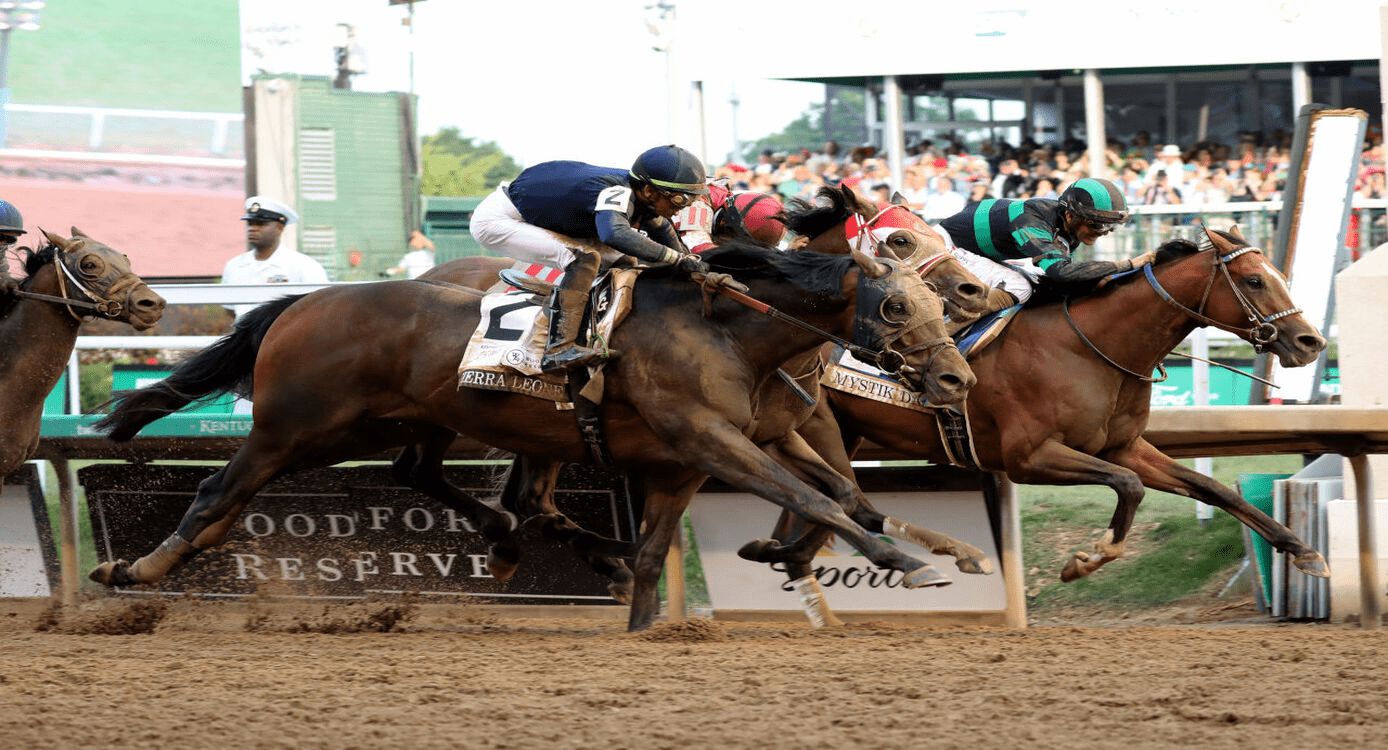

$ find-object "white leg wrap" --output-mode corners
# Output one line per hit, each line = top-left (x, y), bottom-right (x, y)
(792, 574), (840, 629)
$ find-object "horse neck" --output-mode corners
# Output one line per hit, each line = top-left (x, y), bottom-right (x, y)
(1067, 263), (1206, 375)
(726, 282), (854, 374)
(799, 221), (852, 255)
(0, 263), (83, 404)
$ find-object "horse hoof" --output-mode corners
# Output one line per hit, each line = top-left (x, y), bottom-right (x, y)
(1293, 551), (1330, 578)
(485, 552), (518, 582)
(89, 561), (127, 587)
(607, 581), (633, 604)
(736, 539), (779, 562)
(902, 564), (951, 589)
(1060, 557), (1089, 583)
(955, 557), (995, 575)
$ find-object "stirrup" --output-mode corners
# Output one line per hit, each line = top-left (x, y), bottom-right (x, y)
(540, 345), (608, 373)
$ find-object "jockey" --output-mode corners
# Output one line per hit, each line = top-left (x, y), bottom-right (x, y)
(933, 177), (1155, 315)
(672, 182), (787, 251)
(0, 198), (24, 299)
(470, 144), (709, 373)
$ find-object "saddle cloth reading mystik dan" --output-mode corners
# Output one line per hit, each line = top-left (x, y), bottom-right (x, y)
(456, 267), (639, 404)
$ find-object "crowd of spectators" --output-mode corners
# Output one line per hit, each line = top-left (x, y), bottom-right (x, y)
(711, 129), (1388, 226)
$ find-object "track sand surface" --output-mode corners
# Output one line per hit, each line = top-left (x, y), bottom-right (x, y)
(1, 596), (1384, 749)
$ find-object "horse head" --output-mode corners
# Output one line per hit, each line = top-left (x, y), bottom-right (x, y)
(1144, 226), (1326, 368)
(1200, 225), (1326, 367)
(37, 227), (166, 330)
(847, 251), (975, 405)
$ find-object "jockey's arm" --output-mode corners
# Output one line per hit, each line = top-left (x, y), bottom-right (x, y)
(1034, 245), (1139, 284)
(595, 206), (688, 264)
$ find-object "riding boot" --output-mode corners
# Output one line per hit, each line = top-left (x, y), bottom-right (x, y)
(540, 248), (608, 373)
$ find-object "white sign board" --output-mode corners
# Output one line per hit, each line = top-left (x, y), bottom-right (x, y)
(688, 490), (1005, 619)
(1274, 109), (1366, 402)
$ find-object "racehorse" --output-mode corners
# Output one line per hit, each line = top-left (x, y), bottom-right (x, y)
(414, 197), (995, 603)
(746, 227), (1330, 624)
(90, 240), (975, 631)
(0, 229), (165, 481)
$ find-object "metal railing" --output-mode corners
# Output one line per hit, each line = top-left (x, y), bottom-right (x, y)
(1, 102), (244, 165)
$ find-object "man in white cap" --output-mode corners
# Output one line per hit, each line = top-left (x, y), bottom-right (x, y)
(221, 195), (328, 320)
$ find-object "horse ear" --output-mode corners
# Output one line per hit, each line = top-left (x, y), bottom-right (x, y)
(851, 248), (890, 279)
(1204, 225), (1236, 253)
(71, 227), (91, 239)
(890, 191), (909, 206)
(41, 228), (71, 250)
(1227, 223), (1245, 242)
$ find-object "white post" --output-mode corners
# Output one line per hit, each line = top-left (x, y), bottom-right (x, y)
(53, 458), (79, 610)
(1192, 329), (1215, 522)
(883, 75), (905, 190)
(690, 80), (706, 166)
(997, 474), (1027, 628)
(1291, 62), (1312, 116)
(1083, 68), (1106, 179)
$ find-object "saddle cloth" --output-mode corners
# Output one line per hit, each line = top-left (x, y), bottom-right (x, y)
(819, 346), (937, 414)
(457, 268), (639, 404)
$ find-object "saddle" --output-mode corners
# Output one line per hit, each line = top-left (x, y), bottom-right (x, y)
(952, 303), (1023, 360)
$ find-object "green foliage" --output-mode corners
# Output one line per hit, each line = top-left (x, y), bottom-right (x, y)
(6, 0), (241, 111)
(421, 127), (523, 197)
(79, 362), (113, 413)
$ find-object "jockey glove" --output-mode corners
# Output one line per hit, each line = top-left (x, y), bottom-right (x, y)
(676, 253), (709, 276)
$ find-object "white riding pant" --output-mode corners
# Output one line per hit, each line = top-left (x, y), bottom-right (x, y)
(928, 224), (1037, 302)
(470, 187), (578, 269)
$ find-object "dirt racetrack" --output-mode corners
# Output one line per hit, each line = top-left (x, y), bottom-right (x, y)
(1, 595), (1385, 750)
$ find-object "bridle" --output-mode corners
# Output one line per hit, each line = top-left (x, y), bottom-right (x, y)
(1064, 244), (1300, 382)
(849, 203), (971, 289)
(699, 259), (955, 384)
(13, 244), (142, 322)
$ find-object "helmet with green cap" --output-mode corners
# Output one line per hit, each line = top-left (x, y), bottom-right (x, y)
(630, 145), (709, 196)
(1059, 177), (1128, 227)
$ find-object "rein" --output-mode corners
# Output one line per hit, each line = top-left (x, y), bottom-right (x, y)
(13, 246), (136, 321)
(698, 275), (950, 376)
(1064, 244), (1298, 384)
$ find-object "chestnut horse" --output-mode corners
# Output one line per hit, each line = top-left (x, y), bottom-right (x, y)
(748, 227), (1329, 623)
(91, 241), (974, 631)
(0, 230), (165, 480)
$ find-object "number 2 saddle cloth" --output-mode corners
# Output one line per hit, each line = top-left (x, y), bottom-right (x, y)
(456, 263), (640, 406)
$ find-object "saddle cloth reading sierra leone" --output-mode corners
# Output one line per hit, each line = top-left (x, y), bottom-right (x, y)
(457, 267), (639, 404)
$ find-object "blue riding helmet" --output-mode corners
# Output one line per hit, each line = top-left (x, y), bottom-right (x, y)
(1060, 178), (1128, 225)
(629, 145), (709, 195)
(0, 199), (23, 237)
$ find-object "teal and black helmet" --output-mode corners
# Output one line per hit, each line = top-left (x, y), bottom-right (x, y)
(0, 199), (23, 236)
(630, 145), (709, 195)
(1060, 178), (1128, 224)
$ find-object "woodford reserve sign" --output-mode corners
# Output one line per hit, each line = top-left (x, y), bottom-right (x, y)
(83, 463), (635, 605)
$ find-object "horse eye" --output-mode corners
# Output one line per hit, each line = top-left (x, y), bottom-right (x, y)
(1245, 276), (1265, 289)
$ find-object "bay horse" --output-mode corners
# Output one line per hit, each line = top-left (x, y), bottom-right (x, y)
(90, 241), (975, 631)
(0, 229), (165, 481)
(413, 197), (995, 604)
(747, 227), (1330, 623)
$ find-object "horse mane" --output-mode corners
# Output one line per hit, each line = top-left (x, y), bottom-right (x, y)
(0, 244), (53, 319)
(1026, 237), (1205, 306)
(779, 186), (850, 239)
(699, 239), (856, 297)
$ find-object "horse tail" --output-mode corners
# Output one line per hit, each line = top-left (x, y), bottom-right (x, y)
(94, 295), (305, 441)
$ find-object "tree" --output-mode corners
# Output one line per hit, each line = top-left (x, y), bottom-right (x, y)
(421, 128), (522, 197)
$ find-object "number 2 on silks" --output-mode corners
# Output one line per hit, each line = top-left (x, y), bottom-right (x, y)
(595, 185), (631, 213)
(483, 299), (540, 342)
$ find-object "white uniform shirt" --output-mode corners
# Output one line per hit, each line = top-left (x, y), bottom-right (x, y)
(396, 248), (435, 279)
(221, 248), (329, 317)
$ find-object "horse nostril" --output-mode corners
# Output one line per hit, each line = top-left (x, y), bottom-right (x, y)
(1300, 334), (1327, 352)
(959, 283), (985, 299)
(136, 295), (166, 311)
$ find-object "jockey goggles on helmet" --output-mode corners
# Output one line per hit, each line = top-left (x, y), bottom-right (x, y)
(1060, 177), (1128, 231)
(631, 145), (709, 207)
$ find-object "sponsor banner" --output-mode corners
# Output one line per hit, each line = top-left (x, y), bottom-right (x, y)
(688, 467), (1006, 615)
(84, 463), (635, 605)
(0, 465), (59, 598)
(821, 349), (934, 414)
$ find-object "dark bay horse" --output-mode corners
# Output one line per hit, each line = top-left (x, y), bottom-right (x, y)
(0, 230), (165, 479)
(749, 227), (1329, 623)
(415, 199), (994, 603)
(91, 241), (974, 631)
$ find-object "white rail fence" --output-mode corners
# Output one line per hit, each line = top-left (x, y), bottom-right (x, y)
(2, 102), (244, 167)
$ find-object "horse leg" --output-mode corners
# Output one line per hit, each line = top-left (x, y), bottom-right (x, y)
(1004, 439), (1148, 582)
(625, 469), (707, 632)
(1116, 437), (1329, 577)
(392, 429), (521, 574)
(495, 457), (636, 601)
(90, 433), (291, 586)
